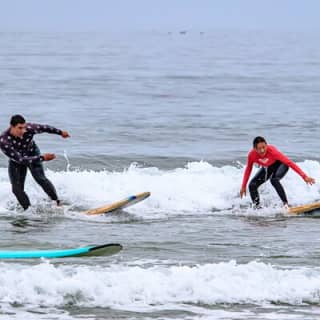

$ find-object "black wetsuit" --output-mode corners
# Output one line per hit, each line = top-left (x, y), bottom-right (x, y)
(249, 160), (289, 206)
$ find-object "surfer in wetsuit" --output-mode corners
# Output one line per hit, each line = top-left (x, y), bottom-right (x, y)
(0, 114), (70, 210)
(240, 136), (315, 209)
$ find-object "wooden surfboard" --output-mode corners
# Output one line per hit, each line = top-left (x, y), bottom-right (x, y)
(287, 201), (320, 215)
(85, 191), (151, 215)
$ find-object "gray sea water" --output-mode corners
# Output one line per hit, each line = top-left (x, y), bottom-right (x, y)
(0, 30), (320, 320)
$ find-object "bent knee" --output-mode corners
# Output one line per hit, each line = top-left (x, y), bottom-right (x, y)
(249, 180), (258, 190)
(270, 177), (280, 185)
(12, 185), (23, 195)
(34, 175), (49, 184)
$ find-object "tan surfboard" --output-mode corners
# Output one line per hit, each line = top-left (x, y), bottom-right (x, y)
(85, 192), (151, 215)
(287, 201), (320, 215)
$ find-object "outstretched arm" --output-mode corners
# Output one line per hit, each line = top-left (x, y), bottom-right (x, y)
(27, 123), (70, 138)
(1, 142), (40, 164)
(240, 154), (254, 198)
(27, 123), (61, 135)
(0, 142), (57, 164)
(273, 147), (315, 185)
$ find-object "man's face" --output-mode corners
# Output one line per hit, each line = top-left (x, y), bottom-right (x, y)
(10, 123), (27, 138)
(255, 142), (267, 156)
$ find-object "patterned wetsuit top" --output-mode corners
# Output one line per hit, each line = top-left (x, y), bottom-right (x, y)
(0, 123), (62, 165)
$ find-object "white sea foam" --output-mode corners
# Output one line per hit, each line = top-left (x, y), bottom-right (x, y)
(0, 160), (319, 218)
(0, 260), (319, 311)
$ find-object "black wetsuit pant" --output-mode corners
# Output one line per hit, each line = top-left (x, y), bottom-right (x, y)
(8, 160), (58, 210)
(248, 160), (289, 206)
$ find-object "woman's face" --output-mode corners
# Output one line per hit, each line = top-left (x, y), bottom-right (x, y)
(255, 142), (267, 156)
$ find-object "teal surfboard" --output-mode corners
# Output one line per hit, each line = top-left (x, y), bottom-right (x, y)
(0, 243), (122, 259)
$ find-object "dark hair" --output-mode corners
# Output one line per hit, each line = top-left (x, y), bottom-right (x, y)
(253, 136), (267, 148)
(10, 114), (26, 127)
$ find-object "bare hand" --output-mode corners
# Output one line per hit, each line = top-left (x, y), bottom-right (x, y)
(304, 176), (315, 185)
(240, 187), (246, 198)
(42, 153), (56, 161)
(61, 131), (70, 138)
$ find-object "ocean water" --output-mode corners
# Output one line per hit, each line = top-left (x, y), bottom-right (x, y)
(0, 30), (320, 319)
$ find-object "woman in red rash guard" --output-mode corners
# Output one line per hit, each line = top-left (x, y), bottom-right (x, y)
(240, 136), (315, 209)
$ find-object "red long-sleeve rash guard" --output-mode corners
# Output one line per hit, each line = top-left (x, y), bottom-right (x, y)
(241, 145), (307, 189)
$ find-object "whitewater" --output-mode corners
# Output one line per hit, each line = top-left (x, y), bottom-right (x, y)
(1, 30), (320, 319)
(1, 160), (319, 218)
